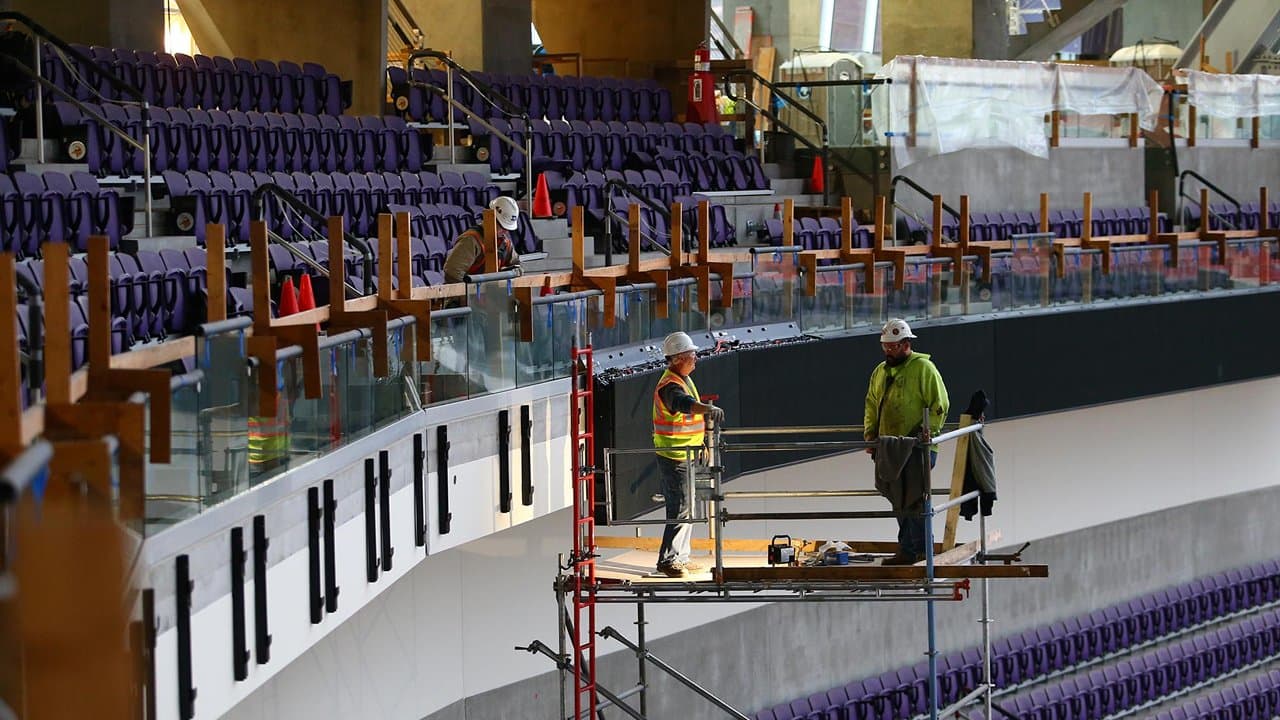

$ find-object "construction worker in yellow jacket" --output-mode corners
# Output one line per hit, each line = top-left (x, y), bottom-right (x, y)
(652, 331), (724, 578)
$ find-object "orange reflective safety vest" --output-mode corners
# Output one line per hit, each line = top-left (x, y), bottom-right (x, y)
(248, 412), (289, 467)
(460, 228), (514, 276)
(652, 369), (704, 460)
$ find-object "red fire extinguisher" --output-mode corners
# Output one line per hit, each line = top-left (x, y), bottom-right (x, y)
(687, 42), (718, 124)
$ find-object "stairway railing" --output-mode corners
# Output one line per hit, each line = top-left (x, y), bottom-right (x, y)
(602, 178), (673, 259)
(250, 183), (373, 297)
(405, 49), (533, 203)
(1178, 170), (1243, 231)
(0, 11), (153, 236)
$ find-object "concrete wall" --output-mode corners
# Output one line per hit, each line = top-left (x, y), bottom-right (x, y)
(894, 145), (1148, 218)
(882, 0), (973, 60)
(481, 0), (533, 76)
(225, 374), (1280, 720)
(193, 0), (386, 115)
(8, 0), (163, 51)
(405, 0), (484, 71)
(1174, 147), (1280, 216)
(531, 0), (706, 78)
(1121, 0), (1202, 48)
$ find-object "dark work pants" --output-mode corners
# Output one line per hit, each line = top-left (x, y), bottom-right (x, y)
(897, 450), (937, 558)
(657, 455), (692, 566)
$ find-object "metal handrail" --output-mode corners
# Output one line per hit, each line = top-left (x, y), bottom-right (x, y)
(0, 53), (153, 237)
(891, 175), (961, 222)
(387, 0), (424, 52)
(1178, 169), (1243, 231)
(709, 8), (745, 59)
(602, 179), (673, 258)
(721, 68), (831, 205)
(266, 227), (362, 299)
(249, 183), (374, 296)
(0, 440), (53, 503)
(405, 49), (533, 202)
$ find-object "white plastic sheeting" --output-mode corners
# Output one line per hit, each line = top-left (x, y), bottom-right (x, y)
(1186, 71), (1280, 118)
(872, 56), (1164, 168)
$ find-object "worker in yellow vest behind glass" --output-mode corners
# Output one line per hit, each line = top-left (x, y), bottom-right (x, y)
(652, 331), (725, 578)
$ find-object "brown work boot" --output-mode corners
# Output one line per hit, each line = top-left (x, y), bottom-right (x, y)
(682, 560), (705, 573)
(656, 561), (689, 578)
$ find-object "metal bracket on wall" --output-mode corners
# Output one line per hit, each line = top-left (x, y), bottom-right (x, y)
(364, 458), (380, 583)
(413, 433), (427, 548)
(520, 405), (534, 507)
(142, 588), (157, 720)
(253, 514), (272, 664)
(498, 410), (512, 514)
(230, 526), (250, 681)
(176, 554), (197, 720)
(379, 449), (394, 572)
(307, 487), (323, 624)
(437, 425), (452, 534)
(323, 479), (339, 613)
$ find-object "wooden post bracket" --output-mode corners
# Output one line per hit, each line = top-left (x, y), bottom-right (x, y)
(248, 221), (322, 418)
(373, 212), (433, 361)
(570, 205), (621, 328)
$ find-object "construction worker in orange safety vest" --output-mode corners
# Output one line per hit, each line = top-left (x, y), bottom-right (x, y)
(651, 331), (725, 578)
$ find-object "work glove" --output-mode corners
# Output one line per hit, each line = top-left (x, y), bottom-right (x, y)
(705, 405), (725, 424)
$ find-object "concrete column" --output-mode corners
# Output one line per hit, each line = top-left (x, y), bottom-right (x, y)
(881, 0), (974, 60)
(8, 0), (161, 50)
(972, 0), (1011, 59)
(483, 0), (533, 76)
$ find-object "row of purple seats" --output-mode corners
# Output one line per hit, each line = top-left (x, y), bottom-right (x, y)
(757, 557), (1280, 720)
(388, 68), (673, 124)
(1184, 201), (1280, 231)
(46, 43), (346, 114)
(991, 610), (1280, 720)
(53, 102), (429, 177)
(765, 216), (874, 250)
(386, 201), (541, 256)
(1156, 670), (1280, 720)
(161, 169), (499, 244)
(0, 170), (130, 256)
(265, 239), (438, 301)
(894, 206), (1174, 245)
(13, 295), (127, 372)
(652, 147), (769, 193)
(468, 118), (735, 174)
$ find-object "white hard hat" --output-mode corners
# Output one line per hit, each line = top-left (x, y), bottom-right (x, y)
(662, 331), (698, 357)
(879, 318), (917, 343)
(490, 196), (519, 231)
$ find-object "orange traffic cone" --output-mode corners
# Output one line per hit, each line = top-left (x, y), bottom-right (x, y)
(532, 172), (552, 218)
(277, 276), (299, 316)
(539, 273), (553, 297)
(297, 273), (320, 330)
(809, 155), (825, 194)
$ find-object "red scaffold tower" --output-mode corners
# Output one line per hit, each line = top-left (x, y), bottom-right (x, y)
(569, 342), (597, 719)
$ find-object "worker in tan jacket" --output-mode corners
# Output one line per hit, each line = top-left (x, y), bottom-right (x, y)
(444, 196), (523, 283)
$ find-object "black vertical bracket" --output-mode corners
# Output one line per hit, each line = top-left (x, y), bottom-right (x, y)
(230, 526), (250, 681)
(143, 588), (157, 720)
(379, 449), (394, 572)
(498, 409), (512, 513)
(436, 424), (452, 534)
(364, 457), (379, 582)
(252, 514), (272, 664)
(520, 404), (534, 506)
(412, 433), (427, 548)
(307, 487), (323, 624)
(176, 554), (197, 720)
(322, 479), (339, 614)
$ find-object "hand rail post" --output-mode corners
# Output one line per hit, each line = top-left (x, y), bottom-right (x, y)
(33, 38), (44, 163)
(143, 103), (153, 237)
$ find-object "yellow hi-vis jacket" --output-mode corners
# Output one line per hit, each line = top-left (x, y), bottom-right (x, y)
(248, 413), (289, 466)
(652, 369), (704, 461)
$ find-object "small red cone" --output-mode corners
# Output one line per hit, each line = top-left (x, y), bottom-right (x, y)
(297, 273), (320, 330)
(532, 172), (552, 218)
(539, 274), (553, 297)
(277, 276), (299, 316)
(809, 155), (825, 194)
(297, 273), (316, 312)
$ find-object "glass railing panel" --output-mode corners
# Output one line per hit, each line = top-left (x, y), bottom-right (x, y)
(1161, 244), (1207, 295)
(1103, 246), (1165, 301)
(851, 263), (891, 327)
(196, 326), (250, 507)
(750, 249), (801, 325)
(424, 308), (471, 404)
(338, 336), (377, 440)
(679, 278), (711, 335)
(286, 347), (335, 471)
(1056, 110), (1128, 140)
(1051, 250), (1094, 305)
(371, 321), (415, 427)
(1224, 239), (1270, 289)
(800, 265), (857, 335)
(715, 275), (755, 331)
(468, 280), (518, 395)
(145, 381), (202, 533)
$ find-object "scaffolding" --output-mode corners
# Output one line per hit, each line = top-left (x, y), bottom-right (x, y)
(519, 345), (1048, 720)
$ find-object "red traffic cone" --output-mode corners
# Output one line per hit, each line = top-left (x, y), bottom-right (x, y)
(539, 273), (553, 297)
(297, 273), (320, 330)
(809, 155), (825, 194)
(297, 273), (316, 312)
(277, 276), (300, 316)
(532, 172), (552, 218)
